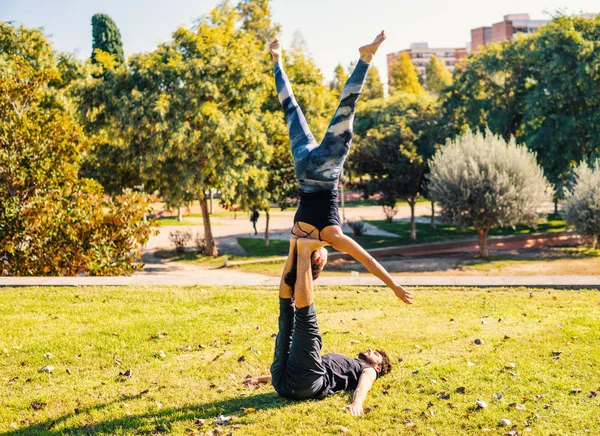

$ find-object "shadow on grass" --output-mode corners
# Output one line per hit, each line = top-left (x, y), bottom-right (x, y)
(7, 392), (290, 435)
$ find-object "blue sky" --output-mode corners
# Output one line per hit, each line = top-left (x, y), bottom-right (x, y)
(1, 0), (597, 82)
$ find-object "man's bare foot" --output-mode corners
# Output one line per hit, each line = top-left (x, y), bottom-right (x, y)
(359, 30), (386, 64)
(269, 39), (282, 62)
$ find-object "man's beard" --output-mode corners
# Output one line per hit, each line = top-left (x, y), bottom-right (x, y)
(357, 352), (368, 361)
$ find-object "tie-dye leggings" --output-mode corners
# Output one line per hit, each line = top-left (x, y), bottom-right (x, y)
(274, 59), (369, 192)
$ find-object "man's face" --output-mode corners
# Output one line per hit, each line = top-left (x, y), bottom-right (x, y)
(358, 349), (383, 371)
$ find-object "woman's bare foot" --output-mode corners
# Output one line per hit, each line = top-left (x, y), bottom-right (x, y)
(359, 31), (386, 64)
(269, 39), (282, 62)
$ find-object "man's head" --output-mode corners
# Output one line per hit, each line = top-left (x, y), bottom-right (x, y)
(284, 247), (328, 287)
(358, 349), (392, 376)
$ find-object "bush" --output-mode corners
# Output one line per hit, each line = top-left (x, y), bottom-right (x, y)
(168, 230), (192, 253)
(194, 231), (206, 253)
(347, 219), (366, 236)
(564, 161), (600, 249)
(382, 205), (398, 223)
(428, 129), (552, 256)
(0, 23), (157, 276)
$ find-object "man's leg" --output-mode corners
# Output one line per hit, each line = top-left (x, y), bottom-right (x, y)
(270, 238), (299, 392)
(284, 239), (330, 399)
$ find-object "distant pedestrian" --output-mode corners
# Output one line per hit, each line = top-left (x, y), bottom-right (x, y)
(250, 210), (260, 235)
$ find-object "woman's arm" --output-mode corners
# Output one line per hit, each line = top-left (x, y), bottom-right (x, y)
(342, 368), (377, 416)
(323, 228), (413, 304)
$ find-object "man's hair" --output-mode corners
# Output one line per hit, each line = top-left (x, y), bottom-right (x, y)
(284, 250), (324, 287)
(377, 349), (392, 376)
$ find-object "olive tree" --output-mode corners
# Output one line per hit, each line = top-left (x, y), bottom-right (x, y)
(428, 129), (552, 257)
(564, 161), (600, 249)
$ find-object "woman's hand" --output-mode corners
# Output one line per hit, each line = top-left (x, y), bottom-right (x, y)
(342, 403), (363, 416)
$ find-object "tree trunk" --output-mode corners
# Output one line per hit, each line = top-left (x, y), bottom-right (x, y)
(554, 198), (558, 215)
(477, 226), (490, 258)
(177, 207), (183, 222)
(408, 197), (417, 241)
(264, 209), (270, 247)
(595, 235), (599, 250)
(209, 188), (213, 215)
(430, 200), (436, 229)
(199, 192), (218, 257)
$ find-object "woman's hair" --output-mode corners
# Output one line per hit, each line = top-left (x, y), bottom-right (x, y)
(284, 250), (324, 287)
(376, 349), (392, 376)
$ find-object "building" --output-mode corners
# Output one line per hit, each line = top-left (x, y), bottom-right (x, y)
(470, 14), (549, 52)
(386, 42), (467, 81)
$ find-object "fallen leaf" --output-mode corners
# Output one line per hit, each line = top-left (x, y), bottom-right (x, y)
(340, 426), (349, 433)
(39, 366), (54, 374)
(194, 418), (205, 426)
(114, 358), (122, 365)
(412, 370), (419, 375)
(589, 391), (597, 398)
(508, 370), (517, 377)
(505, 363), (517, 369)
(404, 418), (416, 428)
(179, 345), (193, 351)
(8, 377), (18, 384)
(216, 387), (225, 393)
(551, 351), (562, 356)
(543, 404), (551, 409)
(508, 402), (517, 408)
(155, 401), (163, 408)
(31, 401), (45, 410)
(455, 386), (466, 394)
(350, 340), (360, 344)
(139, 388), (150, 395)
(427, 401), (434, 408)
(216, 415), (232, 425)
(158, 350), (166, 358)
(493, 393), (504, 401)
(499, 418), (512, 426)
(524, 420), (532, 427)
(467, 361), (475, 367)
(571, 388), (582, 394)
(198, 344), (205, 349)
(238, 355), (246, 363)
(481, 320), (487, 325)
(118, 369), (132, 378)
(44, 353), (53, 359)
(476, 400), (488, 409)
(516, 404), (526, 410)
(66, 368), (71, 375)
(436, 391), (450, 400)
(504, 335), (511, 340)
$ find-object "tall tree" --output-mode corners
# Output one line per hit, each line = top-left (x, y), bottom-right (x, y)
(425, 55), (452, 94)
(362, 66), (384, 100)
(236, 0), (280, 42)
(388, 52), (424, 96)
(91, 13), (124, 64)
(350, 92), (444, 240)
(329, 63), (349, 99)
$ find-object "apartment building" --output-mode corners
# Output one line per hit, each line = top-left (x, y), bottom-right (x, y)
(386, 42), (467, 80)
(470, 13), (549, 52)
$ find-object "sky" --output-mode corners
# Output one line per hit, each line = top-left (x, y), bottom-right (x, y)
(1, 0), (598, 83)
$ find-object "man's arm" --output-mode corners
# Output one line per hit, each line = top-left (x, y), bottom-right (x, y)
(324, 229), (413, 304)
(342, 368), (377, 416)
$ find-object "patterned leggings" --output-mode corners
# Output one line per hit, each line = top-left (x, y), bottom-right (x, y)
(274, 59), (369, 192)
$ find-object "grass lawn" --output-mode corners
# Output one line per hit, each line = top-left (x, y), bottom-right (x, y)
(2, 286), (600, 435)
(369, 214), (567, 245)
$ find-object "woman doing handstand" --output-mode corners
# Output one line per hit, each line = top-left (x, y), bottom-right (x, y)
(270, 31), (412, 305)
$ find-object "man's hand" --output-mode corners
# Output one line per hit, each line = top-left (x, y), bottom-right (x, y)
(393, 284), (414, 305)
(243, 376), (259, 386)
(342, 403), (363, 416)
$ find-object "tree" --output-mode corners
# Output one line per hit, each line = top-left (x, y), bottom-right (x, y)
(388, 52), (424, 96)
(329, 64), (349, 99)
(237, 0), (280, 42)
(425, 55), (452, 94)
(564, 161), (600, 249)
(362, 66), (384, 100)
(0, 23), (156, 276)
(350, 92), (444, 240)
(428, 130), (552, 257)
(91, 13), (124, 64)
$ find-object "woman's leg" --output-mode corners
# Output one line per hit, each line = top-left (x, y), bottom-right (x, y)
(271, 40), (318, 163)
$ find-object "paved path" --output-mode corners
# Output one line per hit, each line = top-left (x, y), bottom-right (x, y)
(2, 275), (599, 288)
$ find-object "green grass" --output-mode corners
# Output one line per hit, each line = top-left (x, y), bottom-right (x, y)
(370, 214), (568, 243)
(2, 286), (600, 435)
(236, 239), (290, 257)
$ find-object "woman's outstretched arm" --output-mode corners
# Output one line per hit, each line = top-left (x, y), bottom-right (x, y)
(323, 227), (413, 304)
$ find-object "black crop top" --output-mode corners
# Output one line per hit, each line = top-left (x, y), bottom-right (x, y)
(293, 189), (341, 239)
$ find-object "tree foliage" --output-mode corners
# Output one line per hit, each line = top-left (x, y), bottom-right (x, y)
(425, 55), (452, 94)
(443, 15), (600, 192)
(350, 92), (446, 240)
(91, 13), (124, 64)
(428, 130), (552, 256)
(0, 23), (156, 276)
(362, 66), (384, 100)
(388, 52), (424, 96)
(564, 161), (600, 249)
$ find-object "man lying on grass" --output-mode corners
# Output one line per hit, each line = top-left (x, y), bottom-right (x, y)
(244, 237), (392, 415)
